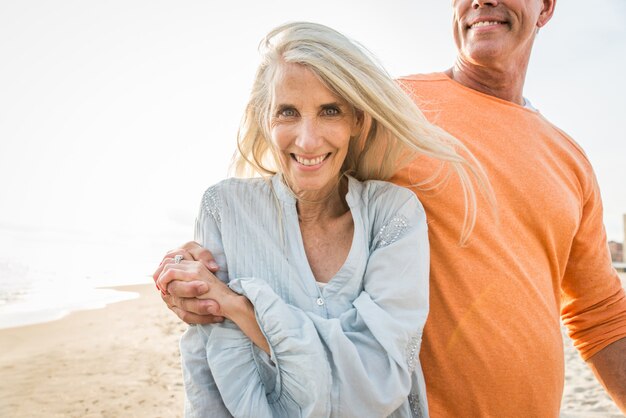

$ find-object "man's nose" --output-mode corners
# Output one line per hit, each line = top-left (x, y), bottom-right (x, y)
(472, 0), (498, 9)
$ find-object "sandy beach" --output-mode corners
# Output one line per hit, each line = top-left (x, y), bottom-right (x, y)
(1, 280), (625, 418)
(0, 285), (187, 418)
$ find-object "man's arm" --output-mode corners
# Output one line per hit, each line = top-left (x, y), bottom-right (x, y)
(558, 165), (626, 412)
(161, 285), (224, 324)
(587, 337), (626, 412)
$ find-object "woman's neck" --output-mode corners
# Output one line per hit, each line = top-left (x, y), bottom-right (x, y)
(295, 177), (350, 225)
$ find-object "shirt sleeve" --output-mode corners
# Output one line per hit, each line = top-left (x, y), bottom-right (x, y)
(560, 168), (626, 360)
(179, 325), (234, 418)
(179, 184), (234, 417)
(216, 192), (429, 417)
(194, 184), (229, 283)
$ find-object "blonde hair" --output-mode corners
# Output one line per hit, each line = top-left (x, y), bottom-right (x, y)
(232, 22), (492, 244)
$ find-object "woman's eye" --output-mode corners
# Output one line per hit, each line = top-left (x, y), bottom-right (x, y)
(322, 107), (340, 116)
(279, 108), (297, 118)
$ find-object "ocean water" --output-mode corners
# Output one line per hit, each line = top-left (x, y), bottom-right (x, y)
(0, 224), (186, 329)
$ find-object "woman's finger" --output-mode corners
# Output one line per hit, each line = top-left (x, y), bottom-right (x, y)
(168, 305), (225, 325)
(152, 248), (193, 284)
(157, 261), (205, 293)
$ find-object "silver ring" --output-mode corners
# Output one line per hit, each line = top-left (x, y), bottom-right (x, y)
(174, 254), (184, 264)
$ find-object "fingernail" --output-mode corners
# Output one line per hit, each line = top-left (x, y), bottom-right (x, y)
(198, 282), (209, 293)
(208, 261), (219, 271)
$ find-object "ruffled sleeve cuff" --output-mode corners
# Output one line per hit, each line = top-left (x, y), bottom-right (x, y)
(227, 277), (331, 417)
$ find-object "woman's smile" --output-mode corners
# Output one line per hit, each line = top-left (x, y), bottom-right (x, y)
(291, 152), (331, 170)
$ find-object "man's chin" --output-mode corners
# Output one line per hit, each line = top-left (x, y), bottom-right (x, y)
(463, 43), (508, 66)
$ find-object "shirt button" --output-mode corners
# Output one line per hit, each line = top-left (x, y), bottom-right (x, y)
(316, 297), (325, 306)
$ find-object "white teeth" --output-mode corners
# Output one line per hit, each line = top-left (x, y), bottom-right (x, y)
(295, 154), (327, 166)
(471, 21), (502, 28)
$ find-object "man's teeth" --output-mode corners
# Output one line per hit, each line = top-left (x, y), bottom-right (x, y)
(295, 155), (327, 166)
(471, 21), (502, 28)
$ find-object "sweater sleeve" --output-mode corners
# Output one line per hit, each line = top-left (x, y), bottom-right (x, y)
(216, 192), (429, 417)
(560, 168), (626, 360)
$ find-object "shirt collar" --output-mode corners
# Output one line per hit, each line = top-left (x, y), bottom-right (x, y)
(270, 173), (362, 209)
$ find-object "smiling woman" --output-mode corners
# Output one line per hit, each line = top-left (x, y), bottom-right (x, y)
(268, 63), (360, 199)
(155, 21), (490, 418)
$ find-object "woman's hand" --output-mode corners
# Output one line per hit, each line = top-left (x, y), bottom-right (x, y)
(156, 246), (270, 353)
(153, 242), (220, 278)
(157, 258), (242, 321)
(153, 242), (227, 324)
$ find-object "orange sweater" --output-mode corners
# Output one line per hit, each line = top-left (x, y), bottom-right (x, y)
(393, 73), (626, 417)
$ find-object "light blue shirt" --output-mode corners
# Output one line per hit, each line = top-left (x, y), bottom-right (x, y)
(180, 175), (430, 418)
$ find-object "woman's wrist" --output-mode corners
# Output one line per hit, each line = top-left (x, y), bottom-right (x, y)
(225, 294), (271, 354)
(223, 294), (255, 323)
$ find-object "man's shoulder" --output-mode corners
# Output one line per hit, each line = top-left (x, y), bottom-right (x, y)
(539, 118), (593, 166)
(395, 72), (454, 104)
(396, 72), (448, 83)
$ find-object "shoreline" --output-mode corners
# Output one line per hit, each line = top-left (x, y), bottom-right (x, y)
(0, 285), (143, 331)
(0, 284), (186, 418)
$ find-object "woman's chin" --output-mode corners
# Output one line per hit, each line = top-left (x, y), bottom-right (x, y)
(286, 176), (340, 198)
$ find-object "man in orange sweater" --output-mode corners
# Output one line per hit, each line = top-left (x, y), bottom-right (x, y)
(157, 1), (626, 416)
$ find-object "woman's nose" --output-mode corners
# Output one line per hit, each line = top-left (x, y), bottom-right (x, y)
(294, 118), (323, 151)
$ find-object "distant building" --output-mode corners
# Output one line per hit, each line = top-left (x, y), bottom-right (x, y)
(609, 213), (625, 264)
(609, 241), (623, 263)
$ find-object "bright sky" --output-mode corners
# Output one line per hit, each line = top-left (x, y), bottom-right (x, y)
(1, 0), (625, 250)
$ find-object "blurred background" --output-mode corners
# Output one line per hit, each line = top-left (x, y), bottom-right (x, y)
(1, 0), (625, 328)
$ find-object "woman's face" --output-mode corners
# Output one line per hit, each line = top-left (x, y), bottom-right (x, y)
(269, 63), (360, 197)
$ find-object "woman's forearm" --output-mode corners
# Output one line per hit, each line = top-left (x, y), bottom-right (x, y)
(227, 295), (271, 354)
